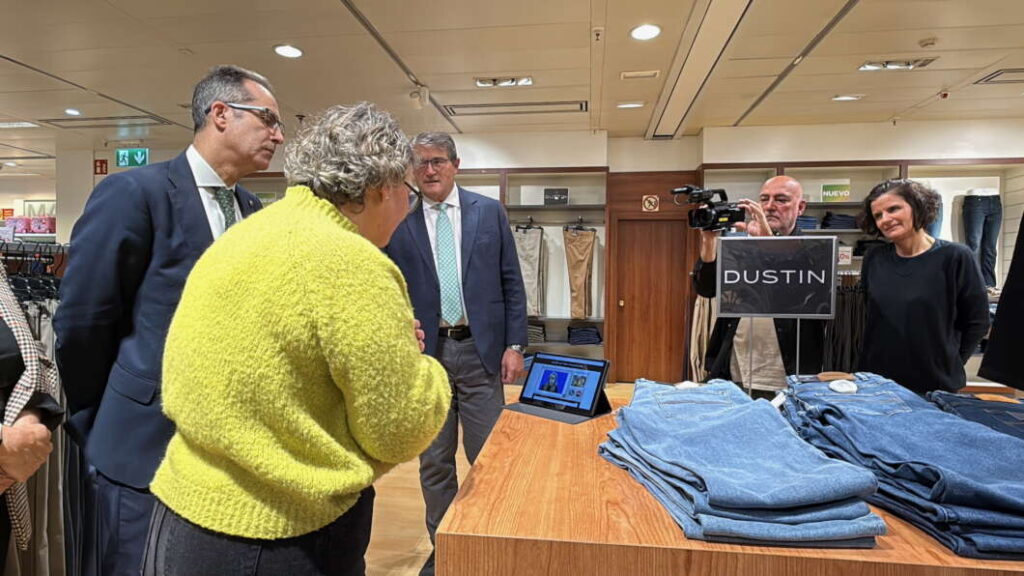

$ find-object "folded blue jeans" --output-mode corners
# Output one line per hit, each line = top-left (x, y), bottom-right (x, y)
(782, 373), (1024, 559)
(599, 381), (885, 547)
(927, 390), (1024, 441)
(783, 373), (1024, 516)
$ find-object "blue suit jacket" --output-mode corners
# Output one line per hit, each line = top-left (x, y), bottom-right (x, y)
(54, 151), (261, 489)
(385, 187), (528, 374)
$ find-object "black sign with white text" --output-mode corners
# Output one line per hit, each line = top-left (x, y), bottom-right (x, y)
(716, 236), (836, 319)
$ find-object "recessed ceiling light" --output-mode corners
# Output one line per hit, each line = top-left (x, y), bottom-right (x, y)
(2, 161), (17, 167)
(832, 94), (864, 102)
(617, 101), (646, 109)
(792, 56), (804, 66)
(630, 24), (661, 41)
(474, 76), (532, 88)
(884, 61), (914, 70)
(0, 122), (38, 129)
(64, 108), (81, 116)
(859, 62), (884, 71)
(274, 44), (303, 58)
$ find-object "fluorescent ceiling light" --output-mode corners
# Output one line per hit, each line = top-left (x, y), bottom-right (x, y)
(630, 24), (661, 41)
(0, 173), (41, 177)
(621, 70), (660, 80)
(2, 161), (17, 167)
(474, 76), (532, 88)
(832, 94), (864, 101)
(274, 44), (303, 58)
(0, 122), (38, 129)
(64, 108), (81, 116)
(884, 61), (914, 70)
(859, 62), (883, 71)
(617, 101), (646, 109)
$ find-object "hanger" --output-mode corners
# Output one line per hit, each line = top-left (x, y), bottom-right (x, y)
(515, 216), (541, 231)
(563, 215), (596, 233)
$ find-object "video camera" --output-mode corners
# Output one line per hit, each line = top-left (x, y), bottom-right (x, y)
(671, 185), (746, 231)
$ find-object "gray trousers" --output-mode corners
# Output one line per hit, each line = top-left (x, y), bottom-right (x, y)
(419, 335), (503, 576)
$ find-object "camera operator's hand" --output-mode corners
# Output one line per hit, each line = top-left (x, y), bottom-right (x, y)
(734, 199), (773, 237)
(698, 229), (720, 263)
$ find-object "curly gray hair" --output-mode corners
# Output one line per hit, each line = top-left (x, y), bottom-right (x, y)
(284, 102), (412, 207)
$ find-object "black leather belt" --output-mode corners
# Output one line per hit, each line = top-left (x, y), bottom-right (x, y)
(439, 325), (472, 341)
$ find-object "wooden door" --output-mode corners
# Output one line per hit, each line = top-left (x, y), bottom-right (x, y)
(605, 171), (699, 383)
(612, 218), (689, 382)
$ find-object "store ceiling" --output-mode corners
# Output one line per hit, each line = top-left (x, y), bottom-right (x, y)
(2, 0), (1024, 179)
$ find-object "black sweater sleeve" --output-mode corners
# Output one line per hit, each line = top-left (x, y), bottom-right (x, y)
(693, 258), (718, 298)
(954, 249), (991, 362)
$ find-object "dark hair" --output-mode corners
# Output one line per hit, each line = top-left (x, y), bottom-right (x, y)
(191, 65), (275, 132)
(859, 179), (940, 236)
(411, 132), (458, 161)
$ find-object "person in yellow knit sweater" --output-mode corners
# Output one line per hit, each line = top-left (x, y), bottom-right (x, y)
(141, 102), (451, 576)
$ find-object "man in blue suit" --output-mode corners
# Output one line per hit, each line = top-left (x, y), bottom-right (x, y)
(54, 65), (283, 575)
(386, 132), (528, 576)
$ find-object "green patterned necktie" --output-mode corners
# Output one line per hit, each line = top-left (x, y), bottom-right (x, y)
(213, 187), (237, 229)
(436, 203), (463, 325)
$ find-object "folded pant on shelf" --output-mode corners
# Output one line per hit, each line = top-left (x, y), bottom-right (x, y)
(599, 381), (885, 548)
(822, 212), (858, 230)
(926, 390), (1024, 441)
(796, 216), (820, 230)
(781, 372), (1024, 560)
(567, 324), (602, 345)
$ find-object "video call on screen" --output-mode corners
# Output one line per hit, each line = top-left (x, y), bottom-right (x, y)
(523, 355), (605, 411)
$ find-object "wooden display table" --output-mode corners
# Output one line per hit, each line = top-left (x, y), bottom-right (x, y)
(436, 397), (1024, 576)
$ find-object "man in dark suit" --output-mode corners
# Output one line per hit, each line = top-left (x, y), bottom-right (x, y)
(385, 132), (528, 576)
(53, 65), (283, 576)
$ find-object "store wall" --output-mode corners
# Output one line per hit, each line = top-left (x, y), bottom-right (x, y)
(1004, 167), (1024, 286)
(454, 131), (607, 168)
(608, 137), (701, 172)
(703, 119), (1024, 164)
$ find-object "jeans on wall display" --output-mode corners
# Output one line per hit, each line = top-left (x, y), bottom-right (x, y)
(926, 197), (943, 239)
(512, 227), (544, 317)
(962, 194), (1002, 287)
(599, 381), (885, 548)
(563, 229), (596, 319)
(781, 372), (1024, 559)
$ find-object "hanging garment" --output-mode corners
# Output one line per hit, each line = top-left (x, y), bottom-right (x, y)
(980, 213), (1024, 390)
(563, 229), (596, 319)
(962, 193), (1002, 288)
(688, 296), (717, 382)
(512, 227), (544, 317)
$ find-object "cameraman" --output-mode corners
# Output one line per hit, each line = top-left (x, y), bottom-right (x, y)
(692, 176), (825, 395)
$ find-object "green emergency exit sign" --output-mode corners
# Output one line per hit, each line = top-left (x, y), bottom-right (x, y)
(116, 148), (149, 167)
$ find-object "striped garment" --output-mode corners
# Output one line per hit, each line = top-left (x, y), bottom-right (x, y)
(0, 265), (58, 550)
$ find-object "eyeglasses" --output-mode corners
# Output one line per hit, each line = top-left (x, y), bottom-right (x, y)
(207, 102), (286, 135)
(414, 157), (451, 172)
(405, 181), (422, 214)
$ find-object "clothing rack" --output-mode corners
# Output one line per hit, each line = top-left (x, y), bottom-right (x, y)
(1, 241), (68, 276)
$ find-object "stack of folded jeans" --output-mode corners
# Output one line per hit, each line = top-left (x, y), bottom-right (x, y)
(781, 373), (1024, 559)
(822, 211), (858, 230)
(927, 390), (1024, 441)
(796, 215), (820, 230)
(567, 324), (602, 345)
(599, 381), (886, 548)
(527, 322), (546, 344)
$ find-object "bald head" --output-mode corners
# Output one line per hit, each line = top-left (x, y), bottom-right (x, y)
(759, 175), (806, 235)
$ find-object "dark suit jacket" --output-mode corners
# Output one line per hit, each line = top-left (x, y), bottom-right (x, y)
(385, 187), (528, 374)
(54, 151), (261, 489)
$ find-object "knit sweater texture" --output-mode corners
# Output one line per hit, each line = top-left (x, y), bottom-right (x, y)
(151, 186), (451, 539)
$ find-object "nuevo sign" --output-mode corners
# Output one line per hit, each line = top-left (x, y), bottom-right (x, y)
(716, 236), (836, 319)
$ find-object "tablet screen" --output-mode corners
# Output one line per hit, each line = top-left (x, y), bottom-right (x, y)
(519, 353), (609, 416)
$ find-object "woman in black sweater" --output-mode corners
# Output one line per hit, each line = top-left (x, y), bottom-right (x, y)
(857, 179), (990, 394)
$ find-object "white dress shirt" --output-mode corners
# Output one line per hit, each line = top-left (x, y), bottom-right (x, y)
(186, 145), (242, 239)
(421, 182), (468, 326)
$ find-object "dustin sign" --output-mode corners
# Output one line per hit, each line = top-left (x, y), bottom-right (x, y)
(716, 236), (836, 319)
